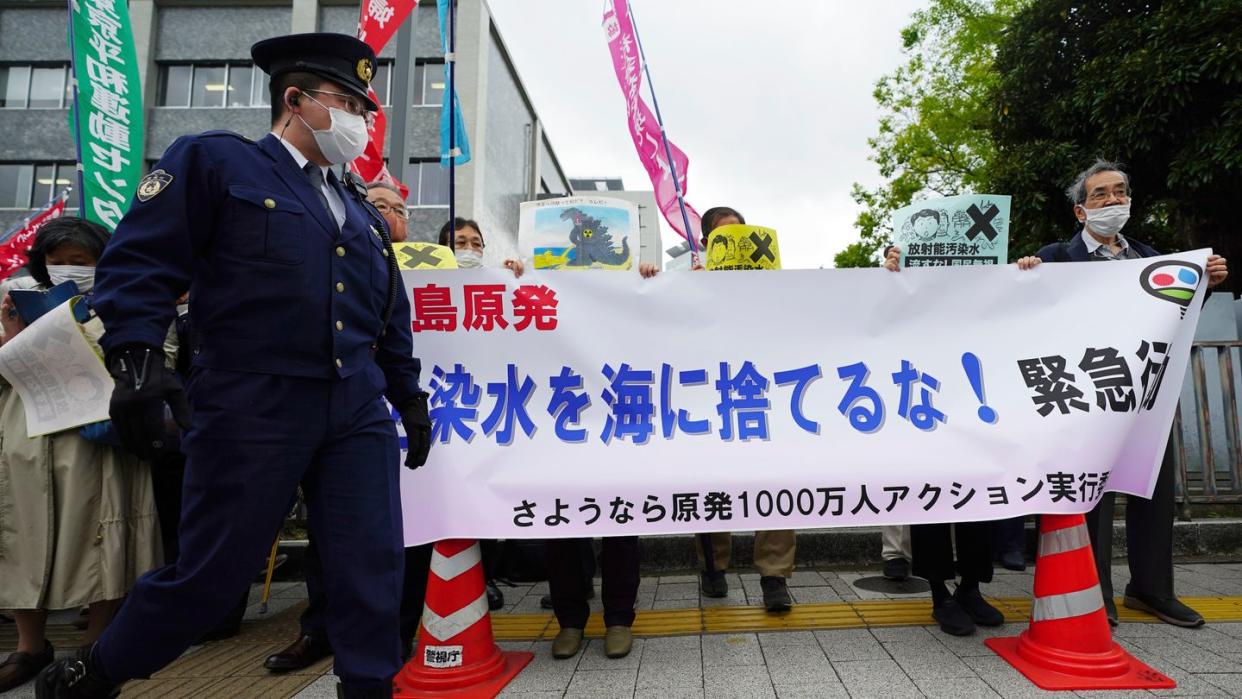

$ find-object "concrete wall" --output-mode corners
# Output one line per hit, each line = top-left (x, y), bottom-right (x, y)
(476, 30), (534, 262)
(155, 6), (291, 62)
(0, 7), (67, 61)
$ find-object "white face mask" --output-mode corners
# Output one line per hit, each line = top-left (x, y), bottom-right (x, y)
(298, 95), (368, 165)
(47, 265), (96, 292)
(455, 250), (484, 269)
(1083, 202), (1131, 238)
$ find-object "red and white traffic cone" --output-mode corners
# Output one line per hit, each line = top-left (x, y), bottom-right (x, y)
(393, 539), (532, 698)
(985, 514), (1176, 690)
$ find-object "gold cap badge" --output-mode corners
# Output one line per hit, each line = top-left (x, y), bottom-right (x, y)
(356, 58), (373, 84)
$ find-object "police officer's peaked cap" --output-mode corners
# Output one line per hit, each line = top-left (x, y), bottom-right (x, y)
(251, 33), (379, 112)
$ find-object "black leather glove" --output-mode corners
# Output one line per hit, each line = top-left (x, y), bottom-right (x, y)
(399, 392), (432, 469)
(106, 344), (191, 461)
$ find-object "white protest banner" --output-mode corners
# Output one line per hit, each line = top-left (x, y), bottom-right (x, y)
(0, 299), (113, 436)
(397, 252), (1210, 545)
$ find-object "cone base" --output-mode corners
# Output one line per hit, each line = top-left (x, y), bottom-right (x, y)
(393, 650), (533, 698)
(986, 636), (1176, 690)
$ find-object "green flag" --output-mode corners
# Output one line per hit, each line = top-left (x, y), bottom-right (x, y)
(68, 0), (144, 232)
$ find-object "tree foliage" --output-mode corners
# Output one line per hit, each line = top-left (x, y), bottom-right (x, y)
(990, 0), (1242, 291)
(832, 241), (882, 268)
(849, 0), (1242, 295)
(849, 0), (1023, 253)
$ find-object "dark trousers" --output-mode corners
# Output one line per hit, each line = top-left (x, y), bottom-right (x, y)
(911, 521), (994, 584)
(302, 539), (502, 648)
(1086, 440), (1177, 600)
(547, 537), (638, 629)
(993, 516), (1026, 557)
(95, 369), (405, 692)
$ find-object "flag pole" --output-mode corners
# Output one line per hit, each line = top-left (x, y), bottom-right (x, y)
(625, 1), (700, 262)
(447, 0), (458, 239)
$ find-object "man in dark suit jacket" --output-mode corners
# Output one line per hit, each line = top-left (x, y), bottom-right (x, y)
(1016, 159), (1229, 628)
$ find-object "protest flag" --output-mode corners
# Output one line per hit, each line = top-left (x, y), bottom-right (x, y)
(350, 0), (418, 199)
(67, 0), (144, 232)
(603, 0), (702, 262)
(0, 190), (69, 281)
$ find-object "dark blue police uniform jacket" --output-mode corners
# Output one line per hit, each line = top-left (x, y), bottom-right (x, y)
(1035, 228), (1161, 263)
(94, 131), (421, 403)
(89, 132), (420, 687)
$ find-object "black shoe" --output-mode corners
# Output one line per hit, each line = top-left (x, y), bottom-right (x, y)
(760, 576), (792, 613)
(0, 640), (54, 693)
(486, 579), (505, 611)
(882, 557), (910, 581)
(953, 586), (1004, 627)
(700, 570), (729, 598)
(1123, 592), (1205, 628)
(263, 635), (333, 673)
(35, 644), (119, 698)
(932, 598), (976, 636)
(999, 550), (1026, 572)
(1103, 596), (1119, 627)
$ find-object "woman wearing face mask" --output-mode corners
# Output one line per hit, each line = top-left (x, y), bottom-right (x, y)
(0, 218), (165, 692)
(437, 217), (525, 277)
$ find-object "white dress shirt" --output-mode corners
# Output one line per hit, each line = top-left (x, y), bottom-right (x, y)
(273, 134), (347, 229)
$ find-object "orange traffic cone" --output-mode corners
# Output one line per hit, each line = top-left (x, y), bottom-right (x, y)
(393, 539), (532, 698)
(985, 514), (1175, 690)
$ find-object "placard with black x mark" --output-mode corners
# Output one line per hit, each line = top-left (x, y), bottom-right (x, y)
(964, 203), (999, 242)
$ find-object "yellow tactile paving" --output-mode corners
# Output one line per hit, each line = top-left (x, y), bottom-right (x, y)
(5, 594), (1242, 696)
(491, 595), (1242, 640)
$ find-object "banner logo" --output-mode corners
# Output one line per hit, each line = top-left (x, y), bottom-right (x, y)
(1140, 260), (1202, 318)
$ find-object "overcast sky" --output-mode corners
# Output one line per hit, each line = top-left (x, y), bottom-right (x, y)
(487, 0), (926, 268)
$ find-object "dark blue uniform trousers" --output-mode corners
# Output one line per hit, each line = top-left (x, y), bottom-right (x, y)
(94, 367), (404, 691)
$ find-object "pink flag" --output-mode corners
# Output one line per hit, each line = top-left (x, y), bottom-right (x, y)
(603, 0), (702, 251)
(0, 195), (67, 281)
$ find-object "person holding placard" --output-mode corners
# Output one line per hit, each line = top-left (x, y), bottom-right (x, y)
(0, 219), (164, 693)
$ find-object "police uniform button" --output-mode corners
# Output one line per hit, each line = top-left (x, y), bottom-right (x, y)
(335, 358), (343, 368)
(335, 321), (344, 331)
(382, 248), (389, 257)
(336, 246), (345, 257)
(264, 198), (276, 209)
(335, 282), (345, 292)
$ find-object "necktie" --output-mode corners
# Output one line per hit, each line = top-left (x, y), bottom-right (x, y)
(302, 162), (333, 222)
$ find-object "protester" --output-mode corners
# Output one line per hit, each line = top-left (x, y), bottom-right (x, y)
(1015, 159), (1229, 628)
(994, 517), (1027, 572)
(38, 34), (431, 699)
(882, 243), (1003, 635)
(880, 526), (911, 581)
(437, 217), (524, 276)
(366, 182), (409, 242)
(0, 218), (163, 693)
(546, 239), (657, 662)
(684, 206), (797, 612)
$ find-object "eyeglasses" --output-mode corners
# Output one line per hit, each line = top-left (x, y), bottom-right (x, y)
(372, 202), (410, 220)
(1085, 186), (1130, 205)
(304, 89), (366, 117)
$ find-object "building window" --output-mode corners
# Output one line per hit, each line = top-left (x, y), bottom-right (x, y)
(157, 64), (270, 108)
(0, 163), (77, 210)
(372, 61), (392, 107)
(0, 64), (70, 109)
(408, 160), (449, 208)
(413, 60), (445, 107)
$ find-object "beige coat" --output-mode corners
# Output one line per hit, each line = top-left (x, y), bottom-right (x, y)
(0, 316), (164, 610)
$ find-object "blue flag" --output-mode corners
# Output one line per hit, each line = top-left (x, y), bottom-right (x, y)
(437, 0), (471, 167)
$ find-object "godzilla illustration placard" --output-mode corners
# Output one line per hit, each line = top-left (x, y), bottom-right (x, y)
(519, 196), (637, 271)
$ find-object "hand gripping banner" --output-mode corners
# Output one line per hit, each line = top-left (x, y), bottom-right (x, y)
(396, 252), (1210, 545)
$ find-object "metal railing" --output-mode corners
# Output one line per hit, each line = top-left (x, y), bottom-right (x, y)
(1174, 340), (1242, 513)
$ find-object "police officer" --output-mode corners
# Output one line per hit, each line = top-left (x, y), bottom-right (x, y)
(37, 34), (431, 699)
